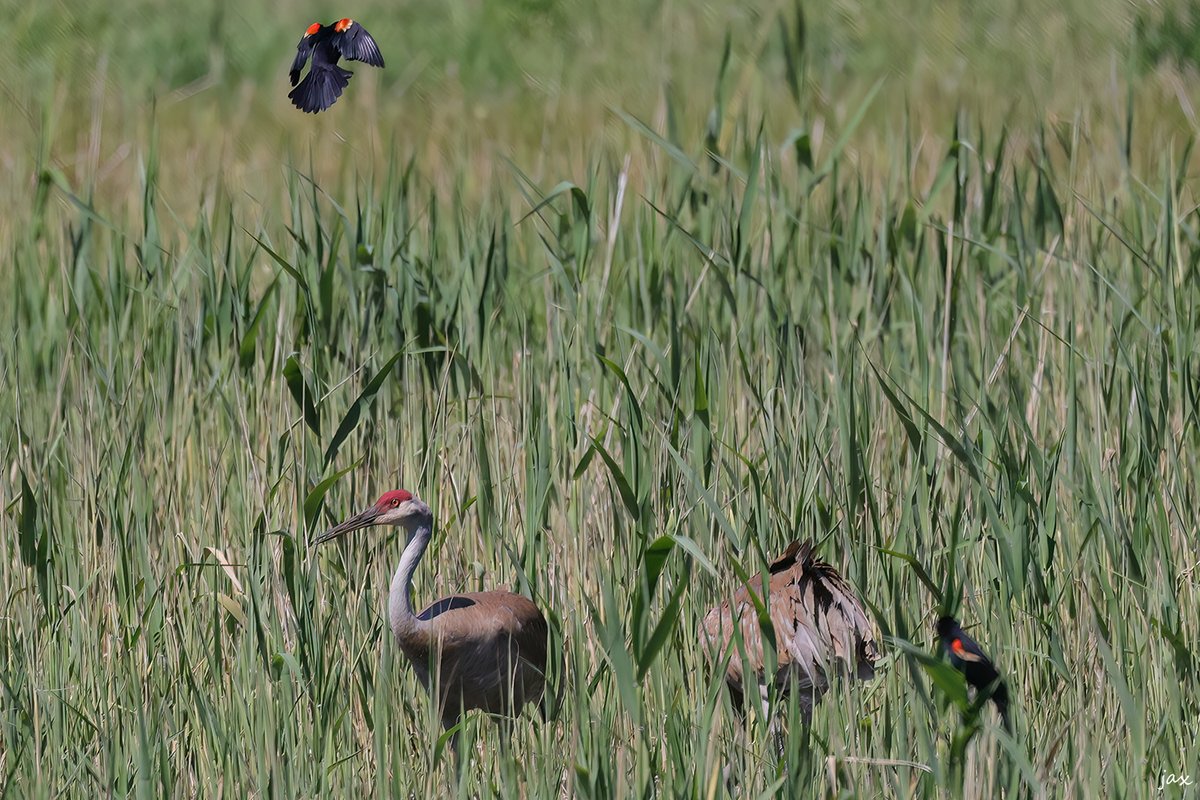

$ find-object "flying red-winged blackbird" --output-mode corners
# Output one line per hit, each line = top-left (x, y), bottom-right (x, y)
(289, 18), (385, 114)
(936, 616), (1011, 730)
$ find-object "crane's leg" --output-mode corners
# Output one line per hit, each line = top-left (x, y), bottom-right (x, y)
(761, 682), (789, 765)
(496, 715), (515, 756)
(718, 688), (781, 794)
(720, 680), (767, 794)
(495, 713), (521, 783)
(440, 715), (465, 780)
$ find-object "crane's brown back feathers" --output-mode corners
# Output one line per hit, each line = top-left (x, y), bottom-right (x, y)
(393, 590), (548, 726)
(701, 539), (878, 714)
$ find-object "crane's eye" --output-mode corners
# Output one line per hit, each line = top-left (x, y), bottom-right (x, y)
(391, 498), (400, 508)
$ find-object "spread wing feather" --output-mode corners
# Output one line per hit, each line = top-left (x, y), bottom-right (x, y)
(700, 540), (879, 704)
(332, 22), (386, 67)
(289, 37), (315, 86)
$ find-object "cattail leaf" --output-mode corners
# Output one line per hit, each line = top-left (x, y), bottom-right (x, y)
(245, 229), (310, 294)
(18, 471), (39, 570)
(239, 278), (278, 371)
(637, 564), (690, 682)
(587, 435), (639, 520)
(283, 356), (321, 436)
(304, 458), (364, 531)
(323, 351), (404, 466)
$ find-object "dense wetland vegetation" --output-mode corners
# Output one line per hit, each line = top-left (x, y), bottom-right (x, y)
(2, 0), (1199, 796)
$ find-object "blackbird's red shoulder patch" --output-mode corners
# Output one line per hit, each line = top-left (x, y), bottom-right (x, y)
(951, 639), (983, 662)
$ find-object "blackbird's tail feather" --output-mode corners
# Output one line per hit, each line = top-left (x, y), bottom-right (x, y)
(288, 66), (353, 114)
(991, 681), (1011, 732)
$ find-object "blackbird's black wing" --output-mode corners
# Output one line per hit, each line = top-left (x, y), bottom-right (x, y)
(947, 635), (1002, 688)
(290, 36), (316, 86)
(935, 617), (1010, 728)
(940, 625), (1010, 728)
(946, 632), (990, 663)
(331, 21), (385, 67)
(937, 618), (988, 663)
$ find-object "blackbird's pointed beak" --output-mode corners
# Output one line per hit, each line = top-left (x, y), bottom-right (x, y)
(313, 505), (381, 545)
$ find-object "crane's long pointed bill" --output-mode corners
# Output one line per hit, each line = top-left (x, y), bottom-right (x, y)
(313, 506), (380, 545)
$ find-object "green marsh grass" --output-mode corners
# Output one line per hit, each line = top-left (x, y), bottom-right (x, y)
(3, 0), (1200, 797)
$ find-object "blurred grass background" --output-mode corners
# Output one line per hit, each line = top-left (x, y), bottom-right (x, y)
(6, 0), (1199, 208)
(2, 0), (1200, 797)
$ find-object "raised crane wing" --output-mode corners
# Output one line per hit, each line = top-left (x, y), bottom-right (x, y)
(331, 20), (386, 68)
(700, 540), (880, 703)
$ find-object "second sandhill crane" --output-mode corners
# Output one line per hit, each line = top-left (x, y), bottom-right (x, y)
(315, 489), (549, 741)
(701, 540), (879, 724)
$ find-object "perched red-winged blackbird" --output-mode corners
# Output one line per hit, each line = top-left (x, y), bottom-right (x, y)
(289, 18), (385, 114)
(936, 616), (1011, 730)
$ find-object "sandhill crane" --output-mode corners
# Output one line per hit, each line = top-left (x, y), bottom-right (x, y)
(315, 489), (550, 744)
(701, 540), (879, 728)
(935, 616), (1010, 730)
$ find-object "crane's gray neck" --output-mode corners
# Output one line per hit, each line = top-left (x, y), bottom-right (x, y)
(389, 517), (433, 636)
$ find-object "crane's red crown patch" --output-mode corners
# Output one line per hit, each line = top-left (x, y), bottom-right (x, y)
(377, 489), (414, 507)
